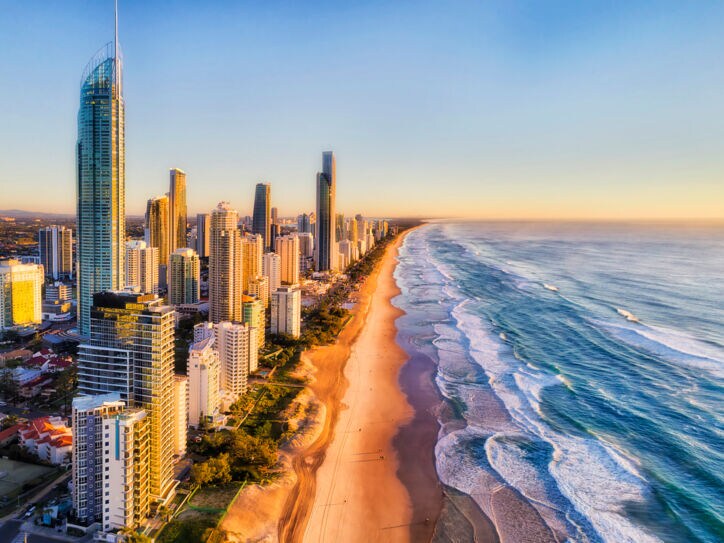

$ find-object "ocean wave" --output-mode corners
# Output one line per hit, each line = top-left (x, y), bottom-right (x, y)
(594, 318), (724, 379)
(449, 301), (662, 543)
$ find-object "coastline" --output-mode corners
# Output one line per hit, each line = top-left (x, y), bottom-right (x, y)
(284, 229), (423, 542)
(222, 230), (424, 542)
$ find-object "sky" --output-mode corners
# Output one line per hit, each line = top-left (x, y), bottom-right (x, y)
(0, 0), (723, 220)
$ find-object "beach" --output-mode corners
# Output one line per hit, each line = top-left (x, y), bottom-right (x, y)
(223, 230), (441, 542)
(294, 228), (443, 543)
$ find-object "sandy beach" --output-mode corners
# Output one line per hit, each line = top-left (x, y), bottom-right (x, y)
(223, 230), (437, 543)
(280, 230), (441, 543)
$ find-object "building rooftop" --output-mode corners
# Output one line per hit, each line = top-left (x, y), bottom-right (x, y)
(72, 392), (123, 411)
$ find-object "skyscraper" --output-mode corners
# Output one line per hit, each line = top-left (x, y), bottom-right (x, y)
(209, 202), (243, 323)
(125, 240), (159, 294)
(168, 248), (200, 305)
(241, 234), (264, 293)
(76, 21), (125, 336)
(315, 151), (336, 271)
(252, 183), (271, 251)
(38, 226), (73, 280)
(271, 206), (278, 225)
(196, 213), (210, 258)
(271, 285), (301, 338)
(277, 235), (300, 285)
(169, 168), (187, 254)
(78, 292), (176, 502)
(145, 195), (169, 266)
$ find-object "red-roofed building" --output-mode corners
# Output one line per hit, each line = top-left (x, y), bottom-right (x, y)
(0, 424), (20, 447)
(18, 416), (72, 465)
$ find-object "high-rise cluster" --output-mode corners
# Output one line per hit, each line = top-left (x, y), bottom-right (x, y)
(68, 7), (390, 538)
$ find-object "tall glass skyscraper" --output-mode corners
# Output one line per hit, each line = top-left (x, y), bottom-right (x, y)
(169, 168), (187, 255)
(252, 183), (271, 251)
(145, 195), (169, 266)
(315, 151), (336, 271)
(76, 23), (125, 336)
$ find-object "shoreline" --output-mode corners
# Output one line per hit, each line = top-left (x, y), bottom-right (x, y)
(281, 229), (426, 542)
(222, 233), (413, 543)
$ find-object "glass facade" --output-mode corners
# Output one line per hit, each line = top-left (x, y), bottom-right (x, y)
(76, 42), (125, 336)
(315, 151), (336, 271)
(252, 183), (271, 250)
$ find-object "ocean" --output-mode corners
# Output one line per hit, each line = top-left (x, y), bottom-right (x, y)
(393, 222), (724, 543)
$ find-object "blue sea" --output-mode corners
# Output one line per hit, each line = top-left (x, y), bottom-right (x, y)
(393, 222), (724, 543)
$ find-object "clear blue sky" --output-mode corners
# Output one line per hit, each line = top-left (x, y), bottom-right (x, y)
(1, 1), (723, 219)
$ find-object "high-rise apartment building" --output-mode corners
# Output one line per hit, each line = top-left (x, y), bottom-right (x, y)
(271, 285), (301, 338)
(271, 207), (278, 226)
(168, 248), (200, 305)
(102, 408), (150, 532)
(0, 259), (44, 329)
(248, 275), (270, 309)
(76, 34), (125, 336)
(145, 195), (169, 266)
(38, 226), (73, 280)
(252, 183), (271, 250)
(187, 337), (220, 427)
(241, 234), (263, 292)
(125, 240), (159, 294)
(209, 202), (243, 323)
(195, 321), (258, 397)
(72, 393), (126, 525)
(169, 168), (187, 254)
(315, 151), (336, 271)
(262, 252), (281, 293)
(242, 296), (265, 351)
(196, 213), (210, 258)
(77, 292), (176, 502)
(173, 375), (188, 458)
(276, 235), (300, 285)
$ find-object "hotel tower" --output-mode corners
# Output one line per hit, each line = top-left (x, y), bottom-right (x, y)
(76, 7), (125, 337)
(315, 151), (336, 271)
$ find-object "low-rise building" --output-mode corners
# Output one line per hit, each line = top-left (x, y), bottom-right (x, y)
(18, 416), (72, 465)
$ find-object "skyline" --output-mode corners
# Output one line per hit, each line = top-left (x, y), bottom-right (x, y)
(1, 2), (724, 220)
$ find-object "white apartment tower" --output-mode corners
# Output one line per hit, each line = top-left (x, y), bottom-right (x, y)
(209, 202), (243, 323)
(194, 321), (258, 397)
(71, 393), (126, 524)
(102, 408), (150, 532)
(262, 252), (281, 293)
(187, 337), (221, 427)
(271, 285), (301, 338)
(125, 240), (159, 294)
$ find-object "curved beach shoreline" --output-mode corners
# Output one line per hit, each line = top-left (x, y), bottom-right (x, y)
(282, 229), (432, 542)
